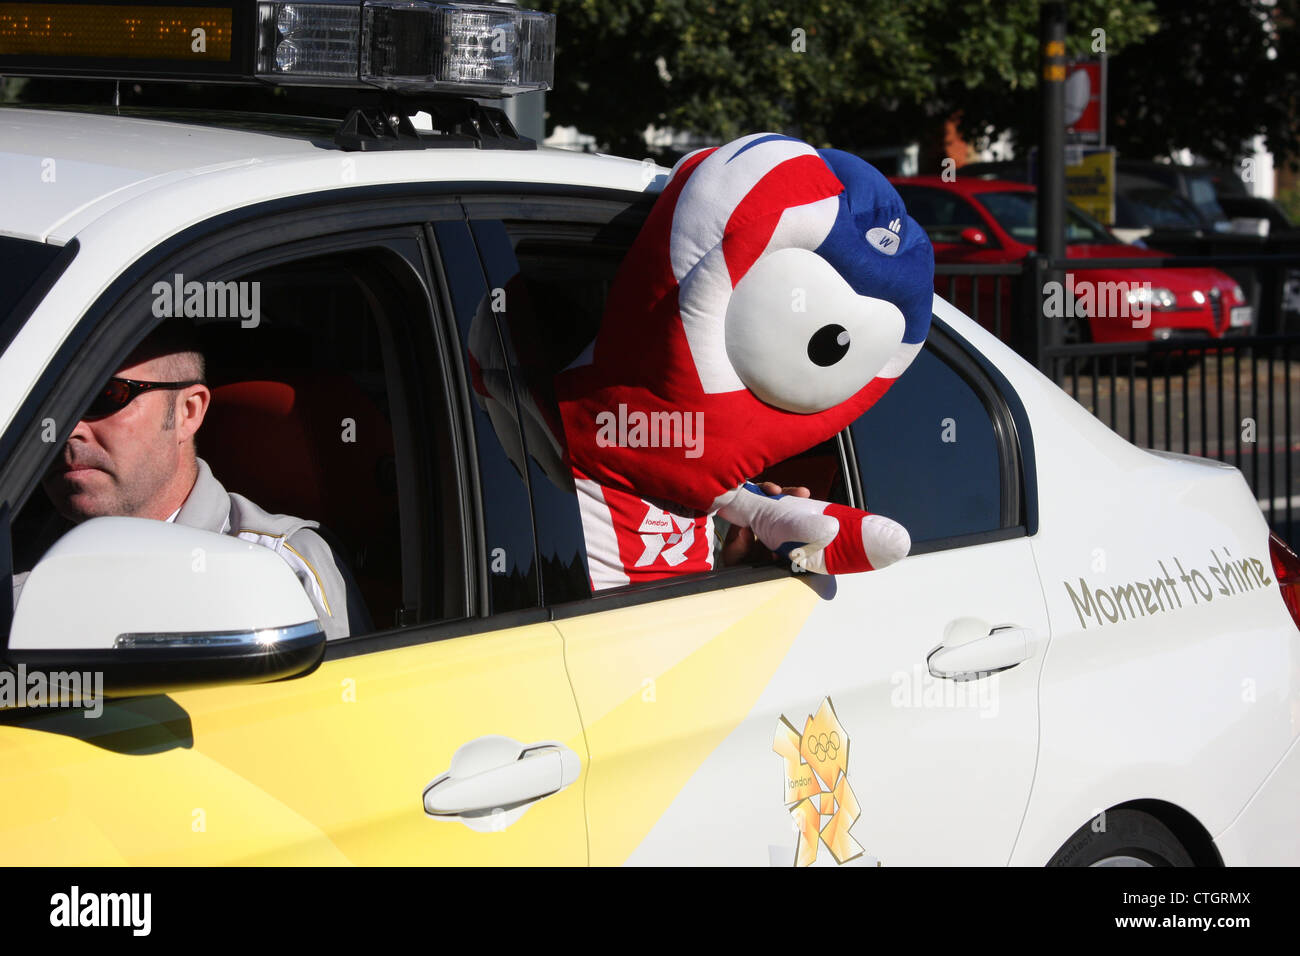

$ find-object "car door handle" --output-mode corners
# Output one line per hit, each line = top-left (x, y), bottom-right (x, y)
(926, 622), (1035, 681)
(422, 735), (581, 829)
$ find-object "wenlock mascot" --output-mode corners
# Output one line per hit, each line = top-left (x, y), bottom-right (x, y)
(553, 133), (935, 590)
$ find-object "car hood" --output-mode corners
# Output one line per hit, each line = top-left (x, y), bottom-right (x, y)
(1066, 242), (1233, 289)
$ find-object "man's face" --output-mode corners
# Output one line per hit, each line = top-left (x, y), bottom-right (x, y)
(42, 353), (208, 522)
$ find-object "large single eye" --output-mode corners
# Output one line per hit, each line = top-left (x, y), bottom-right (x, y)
(807, 324), (851, 366)
(724, 247), (905, 413)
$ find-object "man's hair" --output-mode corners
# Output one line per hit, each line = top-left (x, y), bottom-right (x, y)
(128, 322), (206, 430)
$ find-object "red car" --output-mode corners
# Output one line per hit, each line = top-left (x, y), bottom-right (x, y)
(890, 176), (1251, 344)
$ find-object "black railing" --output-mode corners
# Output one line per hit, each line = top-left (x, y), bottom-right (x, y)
(934, 263), (1024, 343)
(1043, 337), (1297, 543)
(937, 249), (1300, 545)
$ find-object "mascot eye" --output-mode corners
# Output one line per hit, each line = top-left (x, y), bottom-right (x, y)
(808, 324), (851, 367)
(725, 247), (906, 414)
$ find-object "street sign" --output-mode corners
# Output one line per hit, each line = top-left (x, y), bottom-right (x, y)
(1029, 146), (1118, 225)
(1065, 57), (1106, 146)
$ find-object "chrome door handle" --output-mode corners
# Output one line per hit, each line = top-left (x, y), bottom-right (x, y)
(927, 622), (1035, 681)
(422, 735), (581, 832)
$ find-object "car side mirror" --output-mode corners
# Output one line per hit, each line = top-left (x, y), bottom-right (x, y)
(6, 517), (325, 700)
(1228, 216), (1270, 238)
(959, 227), (989, 247)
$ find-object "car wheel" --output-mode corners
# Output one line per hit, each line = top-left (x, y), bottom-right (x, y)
(1063, 305), (1092, 346)
(1059, 304), (1096, 375)
(1046, 809), (1196, 867)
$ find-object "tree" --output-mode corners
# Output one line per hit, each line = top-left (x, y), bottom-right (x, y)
(1107, 0), (1300, 169)
(538, 0), (1161, 164)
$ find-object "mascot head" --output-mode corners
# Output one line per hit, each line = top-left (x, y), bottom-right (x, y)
(557, 133), (934, 511)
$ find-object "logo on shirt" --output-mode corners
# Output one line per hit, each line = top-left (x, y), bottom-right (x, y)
(635, 506), (697, 567)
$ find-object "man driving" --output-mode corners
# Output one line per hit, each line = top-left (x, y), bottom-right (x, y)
(13, 322), (364, 640)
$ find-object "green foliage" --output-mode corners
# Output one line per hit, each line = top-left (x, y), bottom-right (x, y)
(540, 0), (1300, 171)
(1108, 0), (1300, 169)
(1279, 186), (1300, 225)
(539, 0), (1158, 160)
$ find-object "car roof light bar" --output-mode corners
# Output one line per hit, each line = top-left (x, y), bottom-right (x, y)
(0, 0), (556, 97)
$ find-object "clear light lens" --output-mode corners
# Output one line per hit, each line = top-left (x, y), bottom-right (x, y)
(255, 0), (555, 94)
(361, 1), (555, 94)
(257, 2), (361, 80)
(279, 4), (300, 36)
(1231, 283), (1245, 303)
(1191, 289), (1206, 305)
(276, 39), (299, 70)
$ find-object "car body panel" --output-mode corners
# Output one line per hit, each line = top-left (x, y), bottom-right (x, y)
(570, 537), (1051, 866)
(926, 300), (1299, 864)
(0, 622), (588, 864)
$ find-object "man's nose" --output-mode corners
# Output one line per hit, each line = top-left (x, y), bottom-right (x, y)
(65, 417), (95, 444)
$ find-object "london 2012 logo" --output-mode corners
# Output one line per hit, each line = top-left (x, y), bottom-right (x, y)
(772, 697), (865, 866)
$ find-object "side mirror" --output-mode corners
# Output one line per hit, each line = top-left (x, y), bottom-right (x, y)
(959, 227), (989, 247)
(1228, 216), (1269, 238)
(6, 517), (325, 700)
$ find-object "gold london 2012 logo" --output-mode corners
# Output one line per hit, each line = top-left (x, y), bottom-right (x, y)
(773, 696), (864, 867)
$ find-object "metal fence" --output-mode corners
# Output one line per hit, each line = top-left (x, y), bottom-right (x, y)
(939, 250), (1300, 545)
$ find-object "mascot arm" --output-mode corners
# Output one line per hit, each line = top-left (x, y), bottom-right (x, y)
(715, 482), (910, 575)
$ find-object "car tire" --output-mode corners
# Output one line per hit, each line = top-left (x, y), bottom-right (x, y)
(1063, 303), (1093, 347)
(1059, 303), (1099, 376)
(1046, 809), (1196, 867)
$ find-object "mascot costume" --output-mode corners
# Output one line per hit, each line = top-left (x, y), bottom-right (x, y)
(554, 133), (935, 590)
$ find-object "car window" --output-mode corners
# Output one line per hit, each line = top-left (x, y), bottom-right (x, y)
(0, 236), (72, 358)
(1115, 188), (1203, 229)
(975, 190), (1115, 245)
(11, 240), (450, 637)
(1186, 174), (1228, 223)
(461, 209), (856, 596)
(849, 340), (1002, 544)
(892, 186), (989, 243)
(431, 218), (543, 614)
(466, 218), (601, 605)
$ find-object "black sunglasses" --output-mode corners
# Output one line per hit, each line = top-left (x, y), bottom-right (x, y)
(84, 377), (204, 420)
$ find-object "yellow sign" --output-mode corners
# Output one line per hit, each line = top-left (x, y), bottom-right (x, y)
(1066, 148), (1116, 225)
(0, 3), (233, 60)
(773, 697), (865, 866)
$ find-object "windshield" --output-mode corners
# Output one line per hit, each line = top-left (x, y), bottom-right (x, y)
(1186, 173), (1228, 223)
(1116, 188), (1203, 228)
(0, 236), (72, 357)
(975, 191), (1117, 245)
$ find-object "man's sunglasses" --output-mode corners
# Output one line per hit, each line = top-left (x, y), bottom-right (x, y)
(84, 377), (204, 419)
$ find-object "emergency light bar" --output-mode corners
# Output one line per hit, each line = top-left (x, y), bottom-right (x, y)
(0, 0), (555, 96)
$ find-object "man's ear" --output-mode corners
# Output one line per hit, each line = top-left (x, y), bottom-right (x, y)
(177, 385), (211, 444)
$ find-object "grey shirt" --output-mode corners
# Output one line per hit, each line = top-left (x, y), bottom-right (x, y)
(13, 457), (363, 640)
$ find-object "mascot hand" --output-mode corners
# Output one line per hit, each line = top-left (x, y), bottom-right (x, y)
(716, 482), (910, 575)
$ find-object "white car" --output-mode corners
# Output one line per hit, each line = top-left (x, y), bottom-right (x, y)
(0, 0), (1296, 867)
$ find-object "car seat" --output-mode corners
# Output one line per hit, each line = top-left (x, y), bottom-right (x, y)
(199, 374), (402, 631)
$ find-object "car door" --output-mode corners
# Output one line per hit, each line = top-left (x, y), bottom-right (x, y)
(0, 200), (587, 864)
(465, 197), (1054, 865)
(568, 331), (1052, 866)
